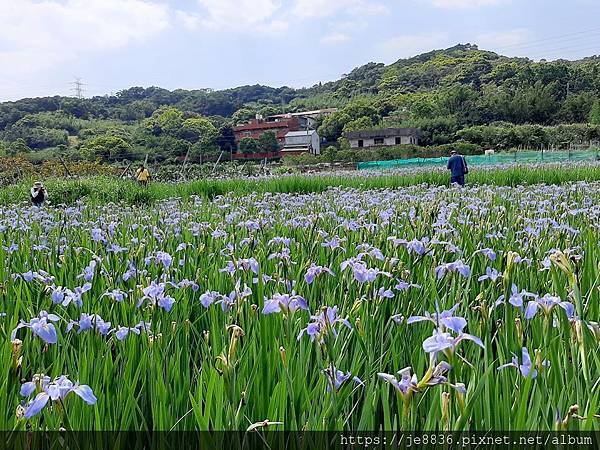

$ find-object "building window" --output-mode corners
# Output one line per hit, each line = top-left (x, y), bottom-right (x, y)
(395, 137), (402, 145)
(374, 137), (384, 145)
(358, 140), (364, 148)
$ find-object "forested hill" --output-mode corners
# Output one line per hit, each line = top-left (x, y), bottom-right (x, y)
(1, 44), (600, 161)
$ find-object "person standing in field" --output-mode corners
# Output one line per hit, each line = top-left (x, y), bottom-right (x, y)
(136, 164), (151, 187)
(30, 181), (48, 207)
(447, 149), (468, 186)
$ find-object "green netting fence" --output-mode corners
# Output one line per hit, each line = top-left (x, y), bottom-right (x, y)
(357, 150), (600, 170)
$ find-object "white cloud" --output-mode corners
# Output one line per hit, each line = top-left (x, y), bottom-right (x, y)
(184, 0), (288, 34)
(321, 32), (352, 45)
(421, 0), (510, 8)
(293, 0), (387, 19)
(475, 28), (532, 49)
(378, 33), (451, 61)
(0, 0), (170, 75)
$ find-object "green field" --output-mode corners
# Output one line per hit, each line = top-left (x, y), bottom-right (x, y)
(0, 167), (598, 432)
(3, 162), (600, 206)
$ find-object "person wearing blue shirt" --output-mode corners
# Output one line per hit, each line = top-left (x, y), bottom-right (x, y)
(447, 150), (468, 186)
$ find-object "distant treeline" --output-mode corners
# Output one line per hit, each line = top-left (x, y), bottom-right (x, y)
(1, 44), (600, 162)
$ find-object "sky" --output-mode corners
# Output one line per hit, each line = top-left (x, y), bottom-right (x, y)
(1, 0), (599, 101)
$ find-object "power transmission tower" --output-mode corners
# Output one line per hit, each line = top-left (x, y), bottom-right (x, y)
(70, 77), (86, 99)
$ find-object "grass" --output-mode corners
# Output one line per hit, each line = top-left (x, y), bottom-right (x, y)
(0, 180), (598, 432)
(2, 162), (600, 205)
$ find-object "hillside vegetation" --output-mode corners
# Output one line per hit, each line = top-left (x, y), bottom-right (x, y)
(1, 44), (600, 163)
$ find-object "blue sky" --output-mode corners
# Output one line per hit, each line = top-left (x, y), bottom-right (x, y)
(1, 0), (599, 101)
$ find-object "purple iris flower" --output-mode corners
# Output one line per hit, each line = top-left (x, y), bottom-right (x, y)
(262, 293), (308, 314)
(297, 306), (352, 342)
(141, 281), (176, 312)
(394, 280), (421, 291)
(356, 244), (385, 261)
(177, 279), (199, 291)
(91, 228), (105, 242)
(524, 294), (575, 320)
(498, 347), (549, 379)
(66, 313), (93, 333)
(11, 311), (60, 344)
(495, 284), (537, 309)
(378, 367), (418, 397)
(341, 260), (390, 284)
(407, 303), (467, 334)
(154, 251), (173, 269)
(199, 291), (222, 308)
(422, 328), (484, 355)
(305, 264), (335, 284)
(115, 326), (141, 340)
(103, 289), (126, 303)
(377, 287), (394, 299)
(434, 260), (471, 279)
(478, 267), (502, 283)
(220, 258), (259, 275)
(20, 375), (97, 418)
(53, 283), (92, 308)
(77, 260), (97, 282)
(474, 248), (497, 261)
(323, 367), (363, 392)
(268, 237), (293, 247)
(114, 321), (149, 341)
(321, 236), (345, 250)
(66, 313), (111, 335)
(216, 280), (252, 312)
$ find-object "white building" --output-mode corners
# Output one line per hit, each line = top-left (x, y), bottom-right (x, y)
(344, 128), (421, 148)
(283, 130), (321, 155)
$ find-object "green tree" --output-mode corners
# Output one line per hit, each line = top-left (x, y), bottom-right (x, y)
(342, 116), (374, 133)
(216, 125), (237, 154)
(180, 117), (218, 143)
(232, 107), (256, 124)
(590, 100), (600, 125)
(257, 131), (280, 153)
(238, 137), (259, 155)
(81, 135), (133, 161)
(145, 107), (184, 136)
(11, 138), (31, 155)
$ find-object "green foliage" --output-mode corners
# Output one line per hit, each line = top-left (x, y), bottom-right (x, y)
(458, 123), (600, 150)
(257, 131), (280, 153)
(589, 100), (600, 125)
(146, 106), (184, 136)
(80, 135), (134, 161)
(342, 116), (374, 133)
(238, 137), (259, 154)
(11, 138), (31, 155)
(323, 145), (338, 163)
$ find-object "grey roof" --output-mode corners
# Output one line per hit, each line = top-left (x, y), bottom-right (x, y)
(343, 128), (420, 139)
(285, 130), (318, 137)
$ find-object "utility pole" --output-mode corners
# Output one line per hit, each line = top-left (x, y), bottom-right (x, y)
(70, 77), (86, 99)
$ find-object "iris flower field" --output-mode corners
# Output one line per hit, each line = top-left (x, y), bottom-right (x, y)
(1, 176), (599, 431)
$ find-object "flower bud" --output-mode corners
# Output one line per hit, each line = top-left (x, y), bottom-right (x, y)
(279, 346), (287, 369)
(11, 339), (22, 371)
(514, 317), (523, 342)
(441, 392), (451, 431)
(15, 405), (25, 420)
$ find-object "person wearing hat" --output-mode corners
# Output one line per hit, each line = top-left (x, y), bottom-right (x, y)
(447, 149), (468, 187)
(31, 182), (48, 207)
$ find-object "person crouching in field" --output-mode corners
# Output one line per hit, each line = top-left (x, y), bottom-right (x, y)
(31, 182), (48, 207)
(136, 164), (151, 187)
(447, 149), (468, 187)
